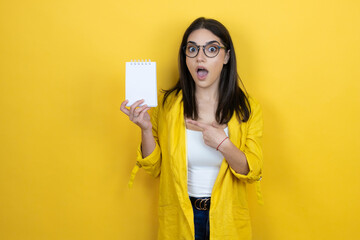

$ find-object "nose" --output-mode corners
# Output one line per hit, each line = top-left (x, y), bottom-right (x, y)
(196, 46), (206, 62)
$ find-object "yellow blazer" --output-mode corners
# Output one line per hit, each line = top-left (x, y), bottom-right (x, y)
(129, 90), (263, 240)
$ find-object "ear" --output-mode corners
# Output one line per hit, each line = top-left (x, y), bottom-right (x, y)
(223, 50), (230, 64)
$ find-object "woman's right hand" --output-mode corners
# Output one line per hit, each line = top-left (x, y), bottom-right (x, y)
(120, 99), (152, 131)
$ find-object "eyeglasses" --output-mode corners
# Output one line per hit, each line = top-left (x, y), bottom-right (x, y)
(183, 41), (227, 58)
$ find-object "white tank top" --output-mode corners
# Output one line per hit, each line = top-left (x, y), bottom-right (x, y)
(186, 127), (229, 197)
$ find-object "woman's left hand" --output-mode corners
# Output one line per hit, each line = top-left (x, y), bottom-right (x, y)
(186, 119), (227, 149)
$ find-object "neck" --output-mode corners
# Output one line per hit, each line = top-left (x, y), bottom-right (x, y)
(195, 84), (219, 102)
(195, 86), (218, 103)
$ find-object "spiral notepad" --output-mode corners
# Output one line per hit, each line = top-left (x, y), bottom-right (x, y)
(125, 60), (157, 107)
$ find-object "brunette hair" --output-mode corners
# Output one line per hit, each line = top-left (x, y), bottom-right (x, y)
(163, 17), (251, 123)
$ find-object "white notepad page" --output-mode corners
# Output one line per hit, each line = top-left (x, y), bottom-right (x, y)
(125, 60), (157, 107)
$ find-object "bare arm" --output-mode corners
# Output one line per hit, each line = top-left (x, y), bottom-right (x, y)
(216, 138), (249, 175)
(141, 129), (156, 158)
(120, 99), (155, 158)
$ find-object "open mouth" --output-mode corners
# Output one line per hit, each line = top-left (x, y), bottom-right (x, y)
(196, 67), (209, 80)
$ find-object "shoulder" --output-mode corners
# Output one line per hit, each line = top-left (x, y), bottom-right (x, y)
(246, 94), (262, 121)
(246, 95), (263, 127)
(247, 95), (260, 109)
(152, 90), (182, 118)
(160, 89), (183, 108)
(152, 90), (183, 127)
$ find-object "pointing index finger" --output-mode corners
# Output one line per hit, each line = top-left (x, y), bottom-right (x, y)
(186, 119), (208, 130)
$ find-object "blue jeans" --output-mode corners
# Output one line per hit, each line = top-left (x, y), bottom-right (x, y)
(190, 197), (210, 240)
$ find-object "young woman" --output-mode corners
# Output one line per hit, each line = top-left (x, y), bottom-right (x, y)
(120, 17), (263, 240)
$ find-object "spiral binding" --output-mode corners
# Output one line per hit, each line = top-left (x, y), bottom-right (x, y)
(129, 59), (152, 65)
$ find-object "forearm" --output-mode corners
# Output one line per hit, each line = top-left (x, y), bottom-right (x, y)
(218, 139), (249, 175)
(141, 129), (156, 158)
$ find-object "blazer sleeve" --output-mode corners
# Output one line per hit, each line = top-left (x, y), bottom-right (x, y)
(230, 97), (263, 183)
(135, 103), (162, 178)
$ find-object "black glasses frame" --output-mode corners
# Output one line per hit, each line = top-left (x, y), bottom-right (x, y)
(183, 42), (227, 58)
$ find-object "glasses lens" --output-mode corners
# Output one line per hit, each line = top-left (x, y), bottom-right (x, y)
(205, 43), (220, 57)
(185, 44), (198, 57)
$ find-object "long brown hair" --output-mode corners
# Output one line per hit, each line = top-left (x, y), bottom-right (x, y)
(163, 17), (251, 124)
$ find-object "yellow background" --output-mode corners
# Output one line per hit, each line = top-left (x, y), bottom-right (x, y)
(1, 0), (359, 239)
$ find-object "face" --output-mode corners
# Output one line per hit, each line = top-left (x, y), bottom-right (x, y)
(185, 28), (230, 91)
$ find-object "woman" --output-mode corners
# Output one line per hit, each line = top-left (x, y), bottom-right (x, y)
(120, 17), (263, 240)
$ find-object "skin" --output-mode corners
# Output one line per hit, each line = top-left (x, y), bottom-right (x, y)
(120, 99), (155, 157)
(185, 29), (230, 96)
(120, 28), (250, 175)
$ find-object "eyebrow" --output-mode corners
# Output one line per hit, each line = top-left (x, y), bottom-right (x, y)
(187, 40), (221, 45)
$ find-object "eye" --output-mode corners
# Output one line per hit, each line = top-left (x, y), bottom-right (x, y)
(188, 46), (197, 53)
(207, 45), (219, 53)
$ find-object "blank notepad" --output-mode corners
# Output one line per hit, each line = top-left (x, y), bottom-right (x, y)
(125, 60), (157, 107)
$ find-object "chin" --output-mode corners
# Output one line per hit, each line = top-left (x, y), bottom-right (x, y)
(195, 80), (215, 89)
